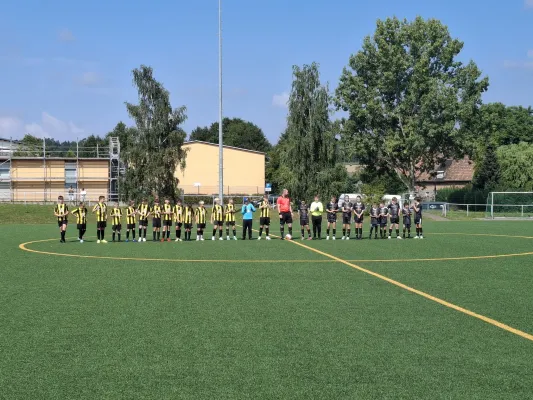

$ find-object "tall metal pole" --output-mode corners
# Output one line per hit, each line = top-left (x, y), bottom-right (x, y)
(218, 0), (224, 204)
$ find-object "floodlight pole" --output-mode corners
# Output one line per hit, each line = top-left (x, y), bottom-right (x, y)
(218, 0), (224, 204)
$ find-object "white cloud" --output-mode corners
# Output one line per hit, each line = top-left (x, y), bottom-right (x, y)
(272, 92), (290, 108)
(0, 112), (84, 140)
(528, 50), (533, 59)
(77, 71), (103, 87)
(58, 29), (75, 42)
(503, 60), (533, 69)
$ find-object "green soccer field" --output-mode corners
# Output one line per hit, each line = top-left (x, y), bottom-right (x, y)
(1, 206), (533, 399)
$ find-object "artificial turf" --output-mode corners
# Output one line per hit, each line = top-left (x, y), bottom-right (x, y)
(1, 205), (533, 399)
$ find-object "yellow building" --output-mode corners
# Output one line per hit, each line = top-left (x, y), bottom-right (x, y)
(176, 141), (266, 195)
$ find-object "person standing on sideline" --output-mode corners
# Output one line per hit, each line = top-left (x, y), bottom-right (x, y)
(80, 188), (87, 203)
(276, 189), (293, 240)
(68, 186), (75, 204)
(241, 198), (256, 240)
(310, 195), (324, 240)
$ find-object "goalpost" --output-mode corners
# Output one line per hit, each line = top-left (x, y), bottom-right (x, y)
(485, 192), (533, 219)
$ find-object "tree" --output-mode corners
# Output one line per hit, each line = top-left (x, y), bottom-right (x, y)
(279, 62), (348, 201)
(189, 117), (272, 153)
(105, 121), (137, 155)
(14, 134), (45, 157)
(335, 16), (489, 192)
(472, 145), (500, 191)
(123, 65), (187, 201)
(497, 142), (533, 191)
(78, 135), (108, 158)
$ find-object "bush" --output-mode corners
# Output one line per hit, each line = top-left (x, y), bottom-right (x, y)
(436, 186), (488, 211)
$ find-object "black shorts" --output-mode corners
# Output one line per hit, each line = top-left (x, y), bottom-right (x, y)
(163, 220), (172, 227)
(152, 218), (161, 228)
(112, 224), (122, 231)
(404, 223), (411, 229)
(226, 220), (235, 226)
(214, 220), (223, 226)
(260, 217), (270, 226)
(342, 215), (351, 224)
(380, 218), (388, 227)
(371, 218), (379, 227)
(139, 219), (148, 226)
(175, 222), (183, 228)
(127, 223), (136, 230)
(58, 220), (68, 227)
(327, 214), (337, 223)
(184, 223), (193, 230)
(390, 216), (400, 224)
(97, 221), (107, 229)
(77, 223), (86, 230)
(300, 218), (309, 226)
(414, 217), (422, 225)
(354, 216), (364, 224)
(280, 212), (292, 224)
(197, 223), (206, 229)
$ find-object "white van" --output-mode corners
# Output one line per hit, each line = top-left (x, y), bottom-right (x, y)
(337, 194), (363, 208)
(382, 194), (403, 204)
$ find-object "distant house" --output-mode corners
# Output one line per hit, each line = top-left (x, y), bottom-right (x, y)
(416, 157), (475, 191)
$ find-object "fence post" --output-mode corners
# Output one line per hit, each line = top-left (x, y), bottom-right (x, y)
(521, 205), (524, 217)
(467, 204), (469, 217)
(491, 192), (494, 219)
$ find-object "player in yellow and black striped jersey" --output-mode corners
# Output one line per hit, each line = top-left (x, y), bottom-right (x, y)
(54, 195), (69, 243)
(151, 199), (162, 241)
(125, 200), (137, 242)
(173, 199), (183, 241)
(161, 198), (173, 242)
(224, 198), (237, 240)
(210, 198), (224, 240)
(92, 195), (108, 243)
(111, 202), (122, 242)
(258, 195), (271, 240)
(71, 202), (88, 242)
(195, 201), (207, 240)
(137, 199), (150, 242)
(182, 203), (194, 241)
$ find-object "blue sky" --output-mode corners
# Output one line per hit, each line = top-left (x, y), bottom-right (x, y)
(0, 0), (532, 144)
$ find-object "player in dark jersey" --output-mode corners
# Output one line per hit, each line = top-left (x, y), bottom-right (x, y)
(195, 201), (207, 241)
(413, 198), (424, 239)
(401, 202), (412, 238)
(341, 195), (353, 240)
(388, 197), (401, 239)
(326, 196), (338, 240)
(137, 198), (150, 242)
(224, 198), (237, 240)
(211, 198), (224, 240)
(162, 198), (173, 242)
(71, 202), (87, 243)
(183, 203), (194, 241)
(369, 203), (380, 239)
(379, 202), (389, 239)
(151, 198), (162, 242)
(353, 196), (365, 240)
(125, 200), (137, 242)
(54, 195), (69, 243)
(111, 201), (122, 242)
(173, 199), (183, 242)
(298, 200), (312, 240)
(258, 195), (271, 240)
(92, 195), (108, 243)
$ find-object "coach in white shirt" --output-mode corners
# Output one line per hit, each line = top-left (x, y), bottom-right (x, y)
(80, 188), (87, 202)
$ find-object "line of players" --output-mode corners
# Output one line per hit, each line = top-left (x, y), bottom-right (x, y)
(54, 193), (423, 243)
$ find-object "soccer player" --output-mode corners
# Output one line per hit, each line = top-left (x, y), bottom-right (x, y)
(298, 200), (312, 240)
(125, 200), (137, 242)
(173, 199), (183, 242)
(211, 198), (224, 241)
(151, 198), (162, 242)
(92, 195), (108, 244)
(341, 195), (353, 240)
(111, 202), (122, 242)
(183, 203), (194, 241)
(54, 195), (69, 243)
(413, 198), (424, 239)
(379, 202), (389, 239)
(353, 195), (365, 240)
(277, 189), (293, 240)
(326, 196), (338, 240)
(388, 197), (401, 239)
(369, 203), (380, 239)
(162, 198), (173, 242)
(224, 198), (237, 240)
(258, 195), (271, 240)
(402, 201), (412, 239)
(195, 201), (207, 241)
(72, 202), (87, 242)
(137, 199), (150, 242)
(241, 197), (256, 240)
(310, 195), (324, 240)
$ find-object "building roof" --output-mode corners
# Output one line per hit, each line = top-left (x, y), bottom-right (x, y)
(184, 140), (266, 155)
(417, 156), (474, 183)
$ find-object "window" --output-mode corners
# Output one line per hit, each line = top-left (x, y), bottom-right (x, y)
(436, 171), (445, 180)
(65, 162), (77, 188)
(0, 165), (9, 180)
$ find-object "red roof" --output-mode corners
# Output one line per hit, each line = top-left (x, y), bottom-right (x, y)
(417, 156), (474, 183)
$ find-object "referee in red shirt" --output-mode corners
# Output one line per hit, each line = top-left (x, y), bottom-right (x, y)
(276, 188), (293, 240)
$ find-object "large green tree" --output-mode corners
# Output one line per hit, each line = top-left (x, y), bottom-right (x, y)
(475, 103), (533, 148)
(189, 117), (271, 153)
(335, 16), (489, 192)
(280, 62), (347, 201)
(124, 65), (188, 201)
(472, 144), (501, 191)
(497, 142), (533, 191)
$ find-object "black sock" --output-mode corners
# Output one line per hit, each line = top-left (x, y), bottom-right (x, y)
(281, 227), (285, 238)
(112, 232), (116, 241)
(213, 229), (216, 237)
(61, 231), (65, 241)
(389, 229), (392, 236)
(396, 229), (399, 237)
(79, 229), (83, 239)
(333, 228), (336, 236)
(97, 230), (101, 240)
(420, 228), (423, 236)
(318, 226), (321, 237)
(153, 231), (156, 241)
(126, 231), (130, 239)
(177, 229), (181, 239)
(143, 228), (147, 238)
(301, 228), (304, 237)
(139, 228), (142, 238)
(157, 231), (161, 240)
(308, 228), (311, 238)
(288, 227), (292, 235)
(101, 230), (105, 240)
(407, 228), (410, 236)
(259, 227), (263, 237)
(347, 229), (350, 237)
(233, 229), (236, 237)
(118, 233), (121, 241)
(266, 227), (269, 236)
(327, 228), (330, 235)
(343, 229), (346, 236)
(226, 228), (229, 236)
